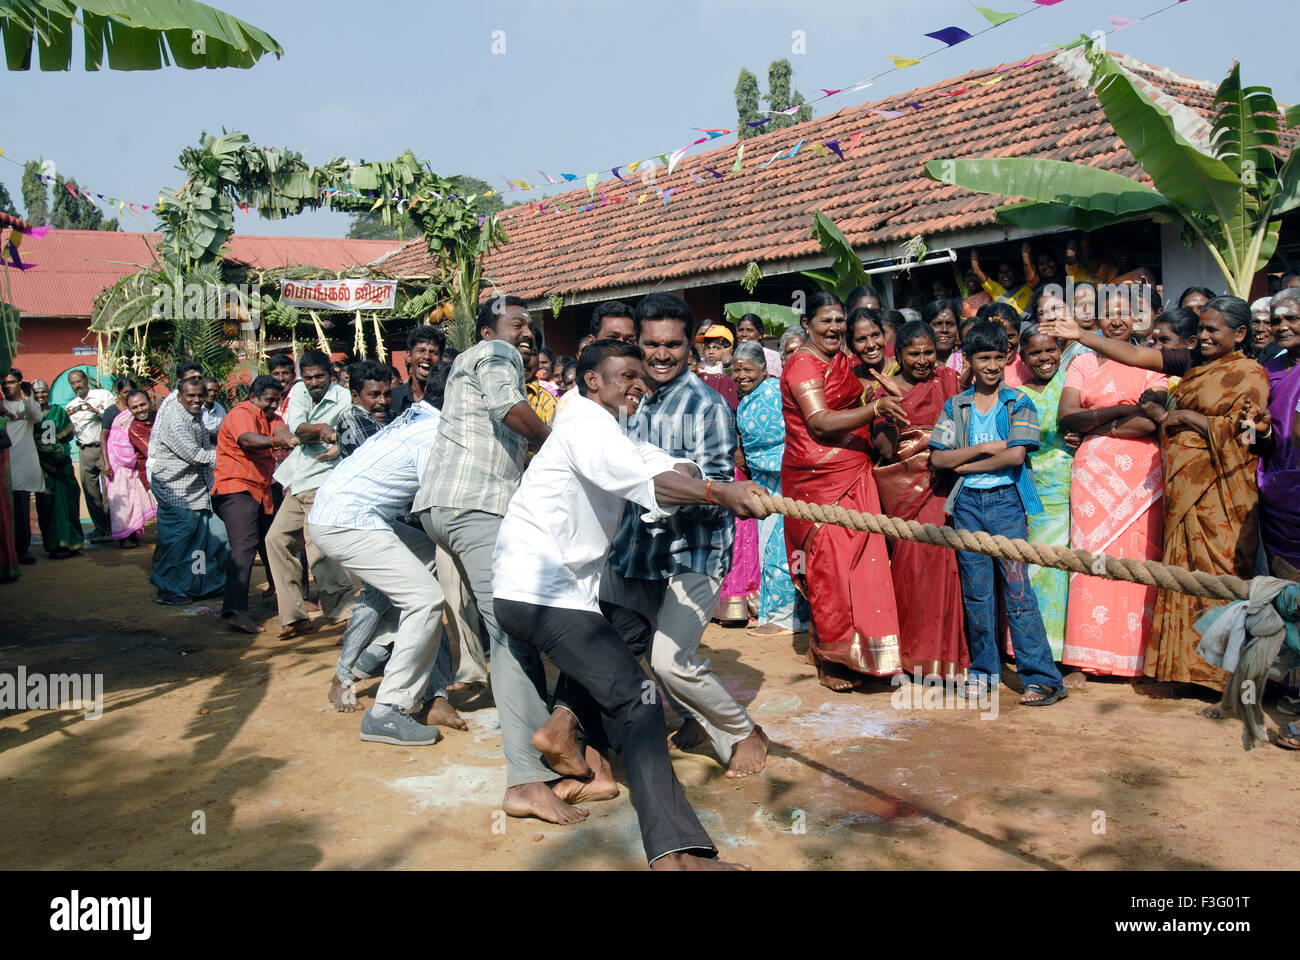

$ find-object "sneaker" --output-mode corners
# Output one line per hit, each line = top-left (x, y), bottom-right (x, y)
(359, 703), (441, 746)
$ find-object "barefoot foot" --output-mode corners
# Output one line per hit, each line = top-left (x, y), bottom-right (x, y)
(223, 611), (263, 634)
(502, 782), (589, 825)
(1063, 671), (1088, 689)
(278, 618), (316, 640)
(532, 708), (592, 779)
(414, 696), (469, 731)
(328, 676), (361, 713)
(651, 852), (749, 871)
(551, 747), (620, 804)
(670, 716), (708, 751)
(725, 726), (770, 779)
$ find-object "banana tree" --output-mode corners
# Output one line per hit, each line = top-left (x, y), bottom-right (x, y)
(924, 44), (1300, 298)
(1, 0), (281, 70)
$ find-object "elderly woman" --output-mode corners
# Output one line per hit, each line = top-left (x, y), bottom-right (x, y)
(104, 388), (157, 548)
(735, 314), (783, 377)
(733, 340), (802, 636)
(778, 327), (805, 365)
(31, 380), (84, 559)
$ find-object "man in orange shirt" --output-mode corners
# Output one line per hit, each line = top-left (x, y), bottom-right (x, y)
(212, 375), (299, 634)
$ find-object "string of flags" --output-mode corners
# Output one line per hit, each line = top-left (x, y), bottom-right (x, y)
(0, 0), (1192, 238)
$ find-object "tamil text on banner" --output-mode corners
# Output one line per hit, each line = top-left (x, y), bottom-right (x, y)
(279, 279), (397, 311)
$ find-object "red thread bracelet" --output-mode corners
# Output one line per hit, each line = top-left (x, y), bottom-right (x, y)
(705, 480), (714, 505)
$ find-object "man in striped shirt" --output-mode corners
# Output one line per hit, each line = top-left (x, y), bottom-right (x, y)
(309, 400), (458, 745)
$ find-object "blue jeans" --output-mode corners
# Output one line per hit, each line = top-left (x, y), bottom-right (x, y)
(952, 485), (1063, 692)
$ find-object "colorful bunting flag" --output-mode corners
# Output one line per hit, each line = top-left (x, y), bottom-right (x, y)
(809, 143), (830, 158)
(820, 88), (841, 97)
(783, 139), (805, 159)
(538, 169), (558, 185)
(745, 118), (772, 128)
(874, 109), (905, 119)
(758, 150), (781, 168)
(848, 131), (863, 153)
(586, 172), (598, 196)
(887, 56), (920, 69)
(925, 26), (972, 46)
(973, 5), (1019, 26)
(825, 140), (845, 161)
(560, 173), (577, 181)
(731, 143), (744, 174)
(1108, 14), (1138, 29)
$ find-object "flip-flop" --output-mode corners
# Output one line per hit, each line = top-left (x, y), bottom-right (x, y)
(1269, 723), (1300, 750)
(1020, 683), (1068, 706)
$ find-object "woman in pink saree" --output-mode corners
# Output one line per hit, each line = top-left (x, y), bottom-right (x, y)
(104, 390), (156, 547)
(1057, 309), (1166, 676)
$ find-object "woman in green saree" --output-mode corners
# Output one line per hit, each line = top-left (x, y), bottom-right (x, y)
(32, 380), (84, 558)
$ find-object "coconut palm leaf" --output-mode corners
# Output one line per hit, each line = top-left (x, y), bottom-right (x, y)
(1, 0), (282, 71)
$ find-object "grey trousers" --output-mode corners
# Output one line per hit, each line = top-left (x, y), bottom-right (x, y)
(437, 545), (488, 686)
(420, 506), (553, 787)
(309, 520), (445, 712)
(79, 442), (111, 536)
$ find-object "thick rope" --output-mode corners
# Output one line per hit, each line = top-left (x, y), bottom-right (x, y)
(755, 493), (1251, 602)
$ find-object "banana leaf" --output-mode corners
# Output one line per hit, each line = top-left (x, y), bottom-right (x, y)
(1088, 50), (1245, 242)
(925, 157), (1171, 218)
(800, 210), (868, 300)
(1210, 63), (1280, 186)
(1, 0), (282, 71)
(724, 301), (800, 336)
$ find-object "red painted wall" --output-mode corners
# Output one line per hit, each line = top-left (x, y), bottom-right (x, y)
(9, 317), (99, 386)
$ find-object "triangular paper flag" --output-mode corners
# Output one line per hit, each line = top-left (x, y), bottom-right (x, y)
(586, 173), (598, 196)
(888, 56), (920, 69)
(667, 147), (690, 174)
(758, 150), (781, 168)
(926, 26), (972, 46)
(825, 140), (845, 161)
(628, 161), (640, 173)
(974, 76), (1004, 85)
(731, 143), (744, 174)
(973, 5), (1018, 26)
(560, 173), (577, 181)
(370, 197), (385, 211)
(783, 139), (805, 159)
(848, 131), (863, 153)
(1108, 14), (1138, 29)
(637, 193), (648, 204)
(820, 88), (841, 97)
(746, 118), (772, 128)
(661, 189), (674, 206)
(538, 169), (558, 185)
(809, 143), (830, 158)
(874, 109), (905, 119)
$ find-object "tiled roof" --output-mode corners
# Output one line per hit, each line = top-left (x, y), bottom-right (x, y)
(3, 230), (396, 318)
(369, 48), (1224, 302)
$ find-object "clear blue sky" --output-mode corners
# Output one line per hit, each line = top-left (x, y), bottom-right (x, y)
(2, 0), (1297, 238)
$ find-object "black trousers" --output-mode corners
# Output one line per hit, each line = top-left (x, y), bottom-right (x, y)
(213, 491), (271, 615)
(11, 491), (31, 557)
(496, 597), (715, 865)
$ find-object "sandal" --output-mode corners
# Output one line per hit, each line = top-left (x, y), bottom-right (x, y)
(1269, 723), (1300, 750)
(956, 677), (991, 700)
(1020, 683), (1068, 706)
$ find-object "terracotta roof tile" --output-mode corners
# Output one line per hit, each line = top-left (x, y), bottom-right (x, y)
(372, 48), (1245, 303)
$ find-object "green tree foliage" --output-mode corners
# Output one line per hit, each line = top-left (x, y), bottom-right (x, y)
(346, 174), (503, 239)
(0, 181), (17, 218)
(766, 59), (812, 131)
(735, 68), (762, 140)
(49, 176), (118, 230)
(21, 161), (49, 225)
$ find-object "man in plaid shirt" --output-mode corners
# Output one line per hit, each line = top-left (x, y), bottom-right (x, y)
(596, 293), (769, 779)
(146, 377), (229, 604)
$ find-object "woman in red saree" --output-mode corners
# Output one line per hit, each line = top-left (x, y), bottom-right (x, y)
(782, 291), (907, 691)
(869, 320), (967, 679)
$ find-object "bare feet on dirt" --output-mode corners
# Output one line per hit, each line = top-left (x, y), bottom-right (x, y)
(328, 676), (361, 713)
(503, 781), (589, 825)
(532, 708), (592, 779)
(278, 618), (316, 641)
(414, 696), (468, 731)
(550, 747), (619, 804)
(725, 726), (769, 779)
(223, 611), (263, 634)
(651, 852), (750, 871)
(670, 717), (708, 750)
(1063, 671), (1088, 689)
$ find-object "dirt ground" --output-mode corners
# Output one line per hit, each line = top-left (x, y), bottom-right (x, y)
(2, 534), (1298, 871)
